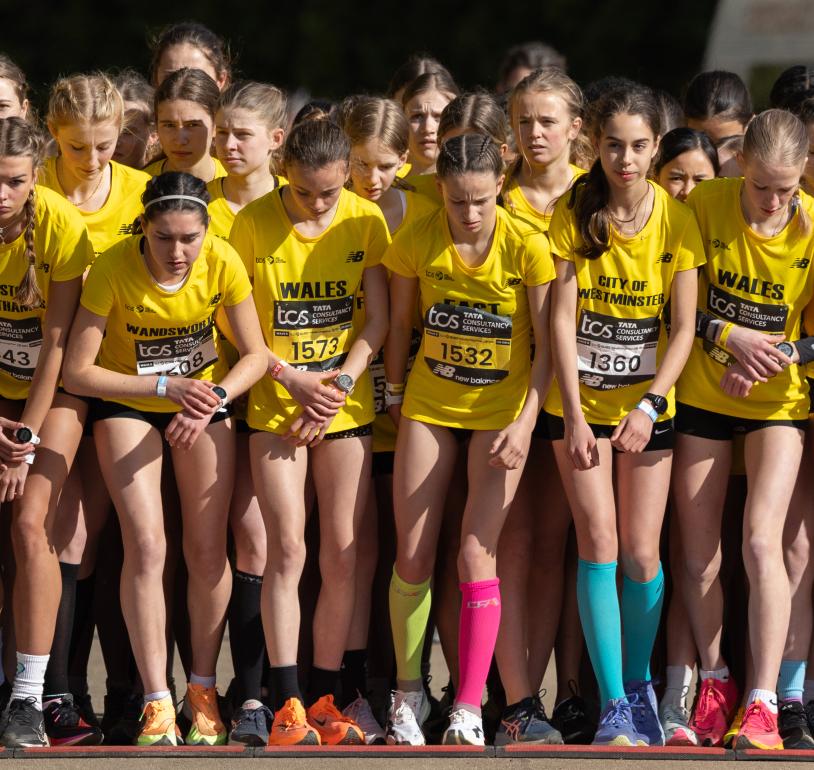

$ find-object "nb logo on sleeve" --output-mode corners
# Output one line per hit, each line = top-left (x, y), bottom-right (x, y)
(792, 258), (810, 269)
(657, 252), (673, 263)
(345, 250), (365, 263)
(208, 293), (223, 306)
(710, 239), (730, 251)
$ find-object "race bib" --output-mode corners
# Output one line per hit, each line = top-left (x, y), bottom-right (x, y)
(273, 295), (354, 372)
(423, 303), (512, 386)
(576, 309), (659, 390)
(0, 316), (41, 381)
(135, 323), (218, 377)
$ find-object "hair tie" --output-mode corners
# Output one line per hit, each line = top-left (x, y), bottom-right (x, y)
(144, 194), (208, 210)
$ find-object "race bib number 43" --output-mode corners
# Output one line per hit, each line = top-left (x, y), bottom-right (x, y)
(273, 296), (353, 372)
(576, 309), (659, 390)
(0, 316), (41, 381)
(423, 303), (512, 386)
(135, 324), (217, 377)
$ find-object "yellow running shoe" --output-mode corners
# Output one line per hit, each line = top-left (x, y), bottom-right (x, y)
(136, 696), (179, 746)
(183, 683), (227, 746)
(723, 706), (744, 749)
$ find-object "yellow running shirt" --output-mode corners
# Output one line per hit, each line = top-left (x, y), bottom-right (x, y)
(383, 206), (555, 430)
(0, 186), (93, 399)
(230, 187), (390, 435)
(407, 173), (443, 205)
(501, 164), (584, 230)
(80, 234), (252, 412)
(144, 156), (227, 181)
(38, 158), (149, 258)
(678, 177), (814, 420)
(544, 181), (706, 424)
(206, 176), (287, 241)
(369, 188), (437, 453)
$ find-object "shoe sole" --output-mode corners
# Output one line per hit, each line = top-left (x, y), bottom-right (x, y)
(593, 737), (648, 747)
(50, 733), (104, 747)
(136, 736), (178, 747)
(666, 733), (699, 747)
(268, 733), (320, 746)
(735, 735), (783, 751)
(385, 736), (425, 746)
(228, 735), (268, 747)
(442, 732), (484, 746)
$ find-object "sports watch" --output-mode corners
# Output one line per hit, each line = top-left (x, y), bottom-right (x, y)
(14, 426), (40, 445)
(333, 373), (355, 395)
(212, 385), (228, 411)
(775, 341), (795, 362)
(643, 393), (668, 415)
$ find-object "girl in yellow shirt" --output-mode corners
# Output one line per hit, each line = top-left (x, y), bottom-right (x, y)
(0, 55), (29, 120)
(36, 70), (151, 746)
(384, 134), (554, 746)
(548, 85), (702, 747)
(673, 110), (814, 751)
(63, 172), (266, 747)
(0, 118), (94, 748)
(230, 117), (389, 746)
(112, 70), (159, 171)
(149, 21), (231, 90)
(145, 68), (227, 183)
(209, 80), (287, 743)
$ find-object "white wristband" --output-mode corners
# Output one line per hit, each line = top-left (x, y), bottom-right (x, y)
(635, 400), (658, 423)
(384, 393), (404, 407)
(156, 375), (168, 398)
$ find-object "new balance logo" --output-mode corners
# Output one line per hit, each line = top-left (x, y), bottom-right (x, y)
(433, 363), (455, 378)
(710, 239), (730, 250)
(426, 269), (453, 281)
(657, 252), (673, 263)
(346, 250), (365, 263)
(792, 258), (810, 269)
(209, 293), (223, 306)
(118, 223), (136, 235)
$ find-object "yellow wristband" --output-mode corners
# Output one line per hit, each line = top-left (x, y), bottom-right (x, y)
(718, 322), (735, 351)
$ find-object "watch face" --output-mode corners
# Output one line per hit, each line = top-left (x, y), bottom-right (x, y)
(646, 394), (668, 414)
(335, 374), (353, 392)
(15, 427), (32, 443)
(212, 386), (227, 400)
(778, 342), (794, 357)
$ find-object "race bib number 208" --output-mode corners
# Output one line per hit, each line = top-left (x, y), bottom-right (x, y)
(135, 324), (217, 377)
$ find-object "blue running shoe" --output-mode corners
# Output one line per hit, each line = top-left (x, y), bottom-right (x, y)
(592, 698), (649, 746)
(625, 680), (665, 746)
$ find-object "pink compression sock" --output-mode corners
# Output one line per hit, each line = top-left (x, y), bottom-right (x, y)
(456, 578), (501, 710)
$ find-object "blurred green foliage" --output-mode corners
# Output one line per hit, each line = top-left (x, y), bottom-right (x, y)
(0, 0), (717, 107)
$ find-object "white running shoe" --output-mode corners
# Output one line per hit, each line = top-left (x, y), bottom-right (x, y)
(442, 707), (485, 746)
(343, 694), (385, 745)
(386, 689), (429, 746)
(659, 702), (699, 746)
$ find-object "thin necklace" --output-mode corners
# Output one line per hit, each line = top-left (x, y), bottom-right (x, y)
(0, 208), (26, 243)
(610, 184), (651, 232)
(59, 159), (107, 208)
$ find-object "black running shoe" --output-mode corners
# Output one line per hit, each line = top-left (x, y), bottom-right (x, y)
(551, 693), (597, 744)
(70, 687), (101, 729)
(494, 697), (564, 745)
(102, 690), (142, 746)
(779, 700), (814, 749)
(1, 697), (48, 747)
(43, 694), (103, 746)
(422, 680), (454, 744)
(228, 700), (273, 746)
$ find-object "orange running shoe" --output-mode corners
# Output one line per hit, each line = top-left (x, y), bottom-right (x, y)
(735, 700), (783, 751)
(307, 694), (364, 745)
(137, 696), (179, 746)
(268, 698), (320, 746)
(183, 683), (226, 745)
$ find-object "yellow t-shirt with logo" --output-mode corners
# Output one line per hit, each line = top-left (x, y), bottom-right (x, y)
(206, 176), (287, 241)
(144, 156), (228, 182)
(0, 186), (93, 399)
(501, 164), (584, 230)
(80, 234), (252, 412)
(370, 189), (438, 452)
(678, 177), (814, 420)
(230, 187), (390, 435)
(383, 206), (555, 430)
(544, 181), (706, 424)
(38, 158), (149, 258)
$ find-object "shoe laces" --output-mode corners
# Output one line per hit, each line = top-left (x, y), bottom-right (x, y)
(779, 701), (807, 729)
(604, 699), (633, 729)
(48, 695), (82, 727)
(448, 708), (470, 727)
(8, 697), (40, 728)
(238, 704), (272, 730)
(532, 691), (550, 721)
(694, 680), (727, 730)
(345, 693), (374, 722)
(743, 701), (775, 733)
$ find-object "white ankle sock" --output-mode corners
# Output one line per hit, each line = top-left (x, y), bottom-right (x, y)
(189, 672), (216, 689)
(143, 690), (170, 705)
(663, 665), (693, 709)
(747, 688), (778, 714)
(11, 653), (49, 710)
(699, 665), (729, 682)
